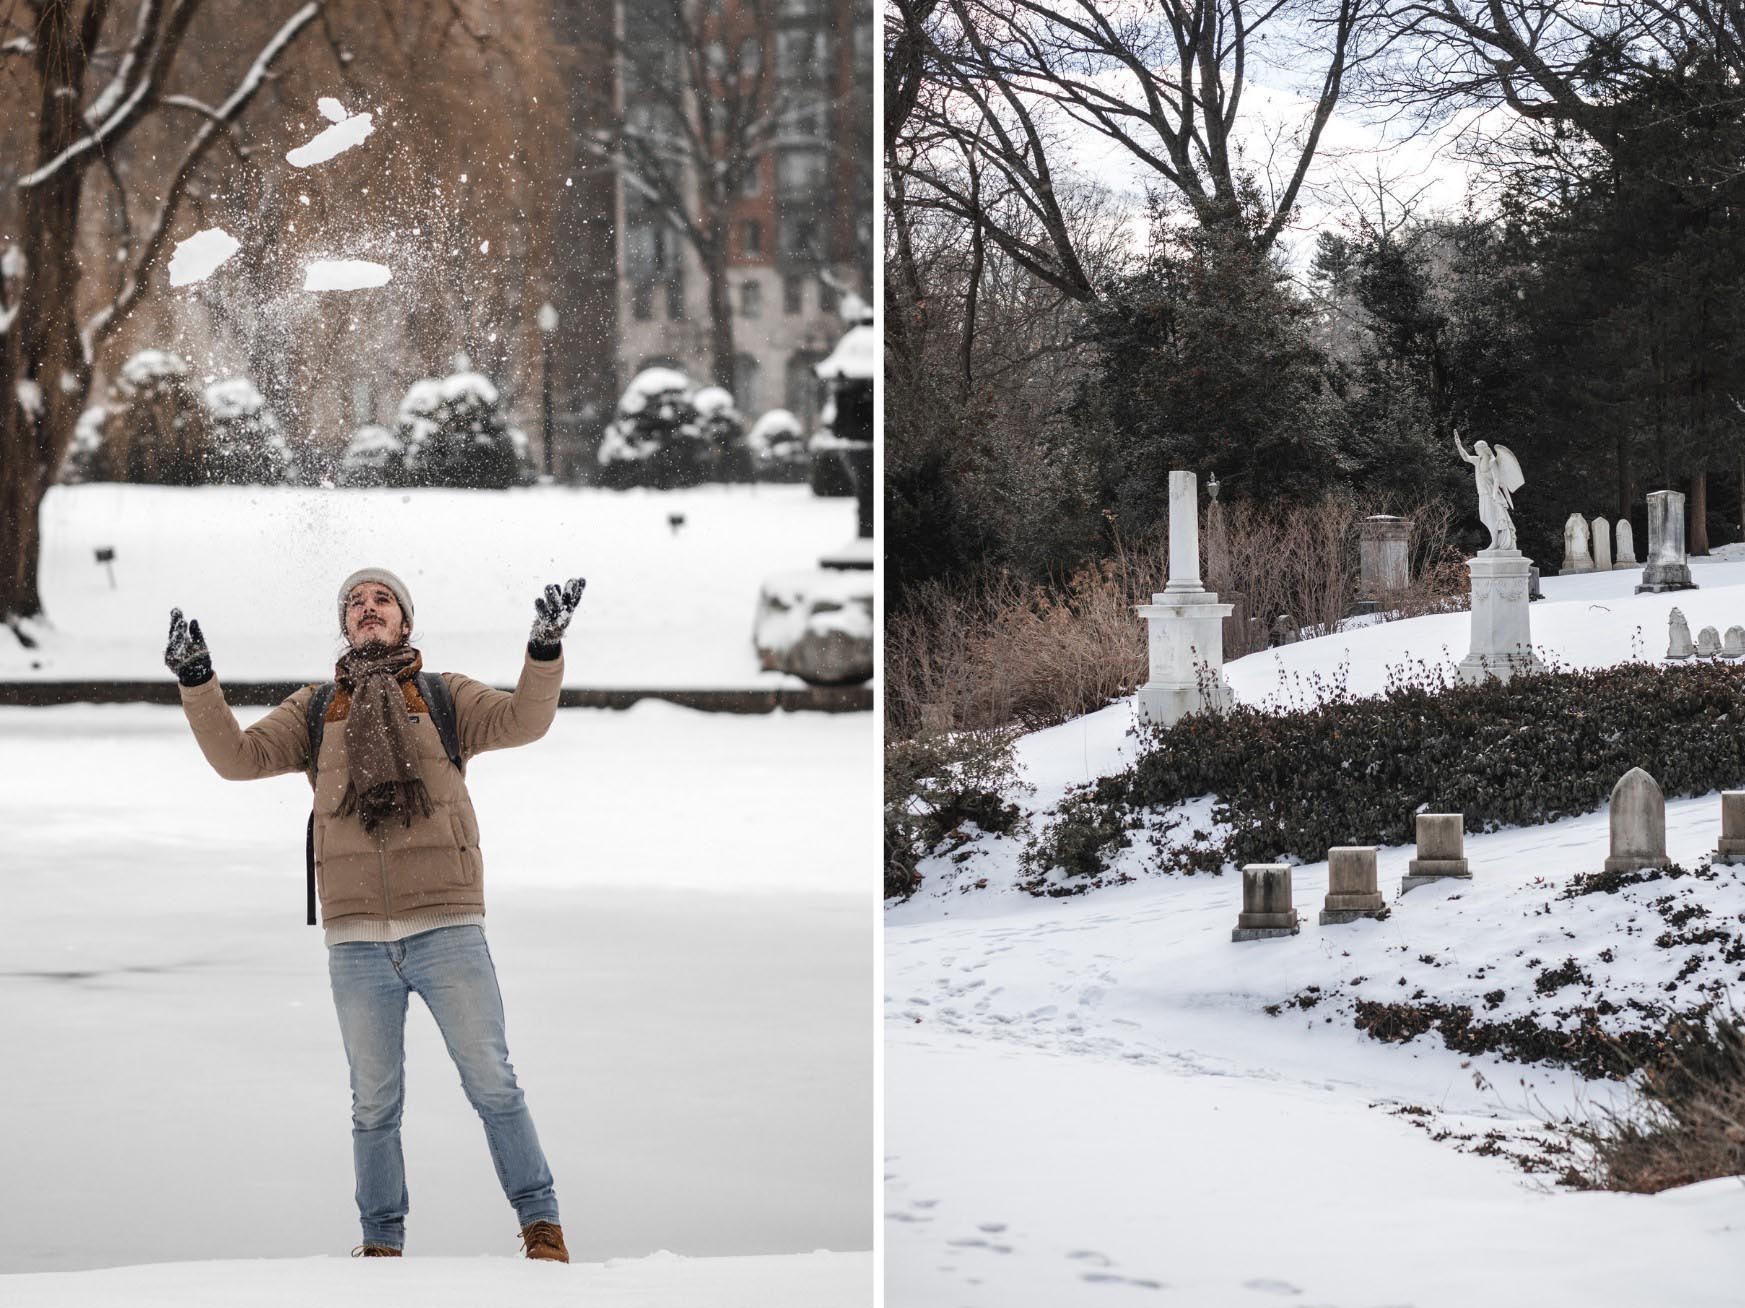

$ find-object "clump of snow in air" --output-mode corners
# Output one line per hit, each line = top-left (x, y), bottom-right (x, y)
(480, 239), (490, 254)
(303, 259), (391, 292)
(167, 227), (241, 287)
(14, 379), (43, 417)
(285, 100), (374, 168)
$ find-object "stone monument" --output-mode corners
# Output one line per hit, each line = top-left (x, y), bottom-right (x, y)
(1401, 813), (1471, 893)
(1615, 519), (1639, 568)
(1233, 865), (1300, 941)
(1667, 607), (1693, 660)
(1136, 471), (1235, 727)
(1562, 513), (1594, 574)
(1359, 516), (1411, 596)
(1716, 792), (1745, 866)
(1605, 768), (1671, 874)
(1320, 847), (1386, 924)
(1592, 516), (1613, 571)
(1726, 626), (1745, 659)
(1453, 432), (1544, 683)
(1697, 625), (1722, 657)
(1637, 490), (1695, 593)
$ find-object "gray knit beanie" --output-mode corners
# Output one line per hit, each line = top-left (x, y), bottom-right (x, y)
(338, 567), (414, 632)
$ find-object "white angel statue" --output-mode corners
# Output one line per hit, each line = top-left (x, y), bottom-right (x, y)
(1454, 430), (1524, 552)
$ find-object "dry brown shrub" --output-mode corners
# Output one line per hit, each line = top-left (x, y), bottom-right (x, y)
(889, 495), (1469, 737)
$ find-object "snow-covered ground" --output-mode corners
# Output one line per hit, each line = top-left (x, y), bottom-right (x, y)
(1, 699), (874, 1301)
(887, 557), (1745, 1305)
(4, 483), (859, 688)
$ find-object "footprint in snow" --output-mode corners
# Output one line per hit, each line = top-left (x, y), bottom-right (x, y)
(1242, 1278), (1303, 1295)
(977, 1222), (1008, 1233)
(1067, 1250), (1114, 1267)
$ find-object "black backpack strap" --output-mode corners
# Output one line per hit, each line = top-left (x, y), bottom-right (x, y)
(418, 671), (465, 774)
(304, 683), (336, 927)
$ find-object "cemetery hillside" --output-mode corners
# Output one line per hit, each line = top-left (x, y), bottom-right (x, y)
(886, 552), (1745, 1305)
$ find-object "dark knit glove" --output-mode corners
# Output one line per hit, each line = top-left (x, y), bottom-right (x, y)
(528, 578), (585, 659)
(164, 608), (213, 686)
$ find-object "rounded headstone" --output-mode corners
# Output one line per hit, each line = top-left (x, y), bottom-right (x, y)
(1605, 767), (1670, 873)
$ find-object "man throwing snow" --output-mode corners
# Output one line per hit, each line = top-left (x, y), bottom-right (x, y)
(164, 568), (585, 1262)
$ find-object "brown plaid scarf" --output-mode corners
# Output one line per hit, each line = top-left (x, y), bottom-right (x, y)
(333, 643), (432, 833)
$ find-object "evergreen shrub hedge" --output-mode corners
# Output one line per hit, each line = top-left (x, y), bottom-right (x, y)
(1029, 661), (1745, 884)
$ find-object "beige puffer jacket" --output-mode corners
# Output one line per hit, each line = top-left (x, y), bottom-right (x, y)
(179, 650), (563, 923)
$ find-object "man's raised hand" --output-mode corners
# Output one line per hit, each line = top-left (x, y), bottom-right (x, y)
(528, 578), (586, 647)
(164, 608), (214, 686)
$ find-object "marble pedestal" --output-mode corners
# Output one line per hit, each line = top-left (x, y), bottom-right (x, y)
(1401, 813), (1471, 893)
(1233, 865), (1300, 941)
(1456, 550), (1545, 684)
(1716, 792), (1745, 866)
(1135, 589), (1235, 728)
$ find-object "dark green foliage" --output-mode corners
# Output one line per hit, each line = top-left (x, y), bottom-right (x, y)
(885, 728), (1029, 900)
(1027, 662), (1745, 882)
(1071, 209), (1339, 534)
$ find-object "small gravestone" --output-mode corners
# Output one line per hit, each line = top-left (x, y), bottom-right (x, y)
(1320, 847), (1385, 924)
(1401, 813), (1470, 893)
(1615, 519), (1639, 568)
(1562, 513), (1594, 574)
(1233, 865), (1300, 941)
(1359, 516), (1412, 594)
(1726, 626), (1745, 659)
(1605, 768), (1671, 874)
(1697, 625), (1722, 657)
(1591, 516), (1612, 571)
(1270, 613), (1298, 646)
(1638, 490), (1695, 593)
(1717, 793), (1745, 866)
(1667, 608), (1694, 660)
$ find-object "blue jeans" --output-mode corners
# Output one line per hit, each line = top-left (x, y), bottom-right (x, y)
(327, 925), (559, 1249)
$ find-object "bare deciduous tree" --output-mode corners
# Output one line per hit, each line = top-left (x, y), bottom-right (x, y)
(2, 0), (328, 631)
(890, 0), (1367, 306)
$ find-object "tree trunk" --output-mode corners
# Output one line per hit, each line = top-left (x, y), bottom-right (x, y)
(1616, 432), (1634, 521)
(1690, 469), (1710, 555)
(703, 238), (735, 393)
(2, 1), (96, 623)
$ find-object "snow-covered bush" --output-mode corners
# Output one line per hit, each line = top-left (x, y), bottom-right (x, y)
(338, 424), (406, 487)
(63, 350), (208, 484)
(396, 371), (529, 489)
(886, 727), (1029, 901)
(202, 377), (291, 484)
(693, 385), (752, 483)
(596, 367), (708, 489)
(745, 409), (808, 482)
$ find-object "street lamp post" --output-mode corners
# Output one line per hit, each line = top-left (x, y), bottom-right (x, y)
(537, 301), (558, 480)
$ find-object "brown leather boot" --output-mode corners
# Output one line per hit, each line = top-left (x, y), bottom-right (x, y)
(519, 1220), (569, 1262)
(351, 1244), (402, 1257)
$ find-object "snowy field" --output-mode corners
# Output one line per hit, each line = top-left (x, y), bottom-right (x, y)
(3, 482), (858, 688)
(0, 699), (874, 1303)
(887, 557), (1745, 1306)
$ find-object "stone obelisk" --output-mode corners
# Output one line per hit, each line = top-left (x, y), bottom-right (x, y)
(1135, 471), (1235, 727)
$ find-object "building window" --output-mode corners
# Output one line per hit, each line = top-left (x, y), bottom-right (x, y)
(783, 272), (805, 315)
(739, 280), (763, 318)
(665, 276), (685, 320)
(819, 279), (839, 315)
(631, 281), (654, 321)
(741, 220), (764, 257)
(739, 160), (762, 197)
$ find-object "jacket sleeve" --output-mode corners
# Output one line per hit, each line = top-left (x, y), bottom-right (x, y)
(447, 648), (563, 758)
(179, 678), (316, 781)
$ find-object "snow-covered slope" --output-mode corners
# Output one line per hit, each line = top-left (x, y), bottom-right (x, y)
(6, 1251), (868, 1307)
(4, 483), (857, 687)
(887, 555), (1745, 1306)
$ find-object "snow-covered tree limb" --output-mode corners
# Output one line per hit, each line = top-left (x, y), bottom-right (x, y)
(83, 2), (325, 354)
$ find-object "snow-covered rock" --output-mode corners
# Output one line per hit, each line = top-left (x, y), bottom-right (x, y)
(753, 569), (873, 685)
